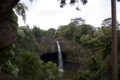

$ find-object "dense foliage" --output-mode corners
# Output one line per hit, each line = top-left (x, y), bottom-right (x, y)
(1, 0), (120, 80)
(11, 52), (59, 80)
(32, 26), (56, 38)
(54, 22), (94, 43)
(26, 21), (120, 80)
(53, 22), (120, 80)
(0, 11), (120, 80)
(12, 26), (40, 55)
(0, 26), (59, 80)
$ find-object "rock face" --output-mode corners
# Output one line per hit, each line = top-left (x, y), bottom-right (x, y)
(36, 37), (84, 70)
(36, 37), (82, 55)
(0, 0), (19, 49)
(0, 20), (17, 49)
(36, 37), (57, 54)
(0, 10), (18, 49)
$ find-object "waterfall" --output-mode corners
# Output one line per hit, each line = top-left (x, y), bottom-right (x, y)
(56, 41), (64, 72)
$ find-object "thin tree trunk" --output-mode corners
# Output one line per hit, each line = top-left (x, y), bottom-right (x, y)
(111, 0), (118, 80)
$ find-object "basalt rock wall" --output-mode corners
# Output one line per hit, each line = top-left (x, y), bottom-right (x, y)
(36, 37), (86, 70)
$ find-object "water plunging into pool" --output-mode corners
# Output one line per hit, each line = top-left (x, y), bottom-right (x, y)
(56, 41), (64, 72)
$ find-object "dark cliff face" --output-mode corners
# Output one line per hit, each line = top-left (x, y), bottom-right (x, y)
(37, 38), (85, 70)
(36, 37), (82, 56)
(36, 37), (57, 54)
(41, 52), (66, 66)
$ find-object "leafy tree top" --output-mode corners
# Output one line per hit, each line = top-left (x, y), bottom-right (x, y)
(59, 0), (87, 7)
(101, 18), (120, 29)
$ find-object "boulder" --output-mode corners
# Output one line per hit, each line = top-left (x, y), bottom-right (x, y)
(0, 20), (17, 49)
(0, 10), (17, 49)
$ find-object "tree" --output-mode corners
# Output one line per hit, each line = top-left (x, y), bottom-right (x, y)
(63, 23), (77, 40)
(111, 0), (118, 80)
(13, 26), (40, 54)
(73, 24), (94, 43)
(46, 28), (56, 37)
(11, 52), (59, 80)
(59, 0), (87, 8)
(32, 26), (46, 38)
(16, 52), (43, 80)
(101, 18), (119, 28)
(0, 46), (18, 76)
(54, 23), (77, 40)
(71, 17), (85, 25)
(0, 0), (87, 22)
(0, 0), (88, 49)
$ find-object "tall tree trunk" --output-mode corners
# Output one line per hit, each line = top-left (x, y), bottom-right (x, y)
(111, 0), (118, 80)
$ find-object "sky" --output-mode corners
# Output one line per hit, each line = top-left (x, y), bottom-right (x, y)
(18, 0), (120, 30)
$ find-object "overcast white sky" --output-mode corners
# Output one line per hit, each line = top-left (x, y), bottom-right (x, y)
(18, 0), (120, 30)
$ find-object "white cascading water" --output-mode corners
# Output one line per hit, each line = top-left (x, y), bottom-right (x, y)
(56, 41), (64, 72)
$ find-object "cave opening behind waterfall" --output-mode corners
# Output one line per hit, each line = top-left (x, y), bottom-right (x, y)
(40, 52), (66, 67)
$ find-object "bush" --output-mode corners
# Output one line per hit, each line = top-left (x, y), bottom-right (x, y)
(12, 52), (59, 80)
